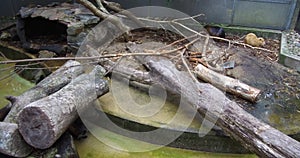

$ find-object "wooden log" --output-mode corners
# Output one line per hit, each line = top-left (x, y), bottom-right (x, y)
(129, 44), (300, 157)
(151, 58), (300, 157)
(194, 64), (261, 102)
(0, 60), (84, 157)
(102, 60), (152, 84)
(4, 60), (84, 123)
(0, 122), (32, 157)
(68, 118), (88, 140)
(0, 103), (12, 121)
(52, 132), (79, 158)
(18, 65), (109, 149)
(28, 132), (79, 158)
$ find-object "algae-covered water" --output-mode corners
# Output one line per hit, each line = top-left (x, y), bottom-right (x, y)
(75, 131), (256, 158)
(0, 57), (34, 107)
(0, 58), (257, 157)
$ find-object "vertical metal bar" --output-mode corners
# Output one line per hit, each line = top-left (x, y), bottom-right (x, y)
(231, 0), (237, 25)
(285, 0), (297, 30)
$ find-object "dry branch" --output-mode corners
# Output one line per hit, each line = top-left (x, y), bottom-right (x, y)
(77, 0), (130, 33)
(95, 0), (109, 14)
(139, 17), (276, 54)
(17, 65), (109, 149)
(101, 0), (144, 27)
(102, 60), (152, 84)
(195, 64), (261, 102)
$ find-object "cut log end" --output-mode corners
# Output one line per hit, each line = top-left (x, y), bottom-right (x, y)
(18, 106), (55, 149)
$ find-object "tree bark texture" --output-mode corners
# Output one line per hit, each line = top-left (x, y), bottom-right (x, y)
(4, 60), (84, 123)
(195, 64), (261, 102)
(0, 60), (83, 157)
(0, 122), (32, 157)
(17, 65), (109, 149)
(129, 44), (300, 158)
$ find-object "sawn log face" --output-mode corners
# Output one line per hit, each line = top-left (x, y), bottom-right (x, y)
(17, 65), (109, 149)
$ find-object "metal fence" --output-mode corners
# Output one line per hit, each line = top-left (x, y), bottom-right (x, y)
(0, 0), (299, 30)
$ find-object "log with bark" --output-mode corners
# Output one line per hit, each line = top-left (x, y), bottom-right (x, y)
(0, 122), (32, 157)
(0, 60), (84, 157)
(128, 43), (300, 157)
(17, 65), (109, 149)
(4, 60), (84, 123)
(29, 132), (79, 158)
(0, 123), (79, 158)
(194, 64), (261, 102)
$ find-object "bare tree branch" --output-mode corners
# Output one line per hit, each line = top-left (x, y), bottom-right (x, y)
(95, 0), (109, 14)
(101, 0), (145, 27)
(77, 0), (130, 33)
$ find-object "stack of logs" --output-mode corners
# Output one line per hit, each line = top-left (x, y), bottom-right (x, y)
(1, 53), (300, 157)
(0, 60), (109, 157)
(0, 0), (300, 157)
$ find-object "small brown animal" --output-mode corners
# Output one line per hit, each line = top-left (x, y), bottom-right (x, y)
(244, 33), (265, 47)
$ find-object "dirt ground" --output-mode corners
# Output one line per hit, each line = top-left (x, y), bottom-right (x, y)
(1, 25), (299, 135)
(104, 28), (300, 136)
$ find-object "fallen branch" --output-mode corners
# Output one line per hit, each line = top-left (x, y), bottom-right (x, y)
(101, 0), (144, 27)
(102, 60), (152, 84)
(180, 49), (198, 82)
(17, 65), (109, 149)
(0, 47), (184, 64)
(95, 0), (109, 14)
(139, 17), (276, 54)
(195, 64), (261, 102)
(77, 0), (130, 33)
(129, 43), (300, 157)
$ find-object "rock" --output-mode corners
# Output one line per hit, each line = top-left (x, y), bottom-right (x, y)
(67, 23), (84, 36)
(17, 2), (100, 53)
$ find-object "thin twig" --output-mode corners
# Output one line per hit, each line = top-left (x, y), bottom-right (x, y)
(0, 71), (18, 82)
(169, 23), (185, 37)
(77, 0), (130, 33)
(103, 56), (124, 76)
(180, 49), (198, 82)
(198, 34), (223, 72)
(140, 17), (276, 53)
(184, 37), (200, 49)
(0, 33), (204, 65)
(102, 0), (144, 27)
(156, 34), (198, 51)
(0, 51), (8, 60)
(0, 65), (15, 71)
(173, 14), (205, 22)
(0, 50), (183, 64)
(95, 0), (109, 14)
(202, 34), (209, 56)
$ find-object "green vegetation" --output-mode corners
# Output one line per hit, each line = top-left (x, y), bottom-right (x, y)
(75, 131), (257, 158)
